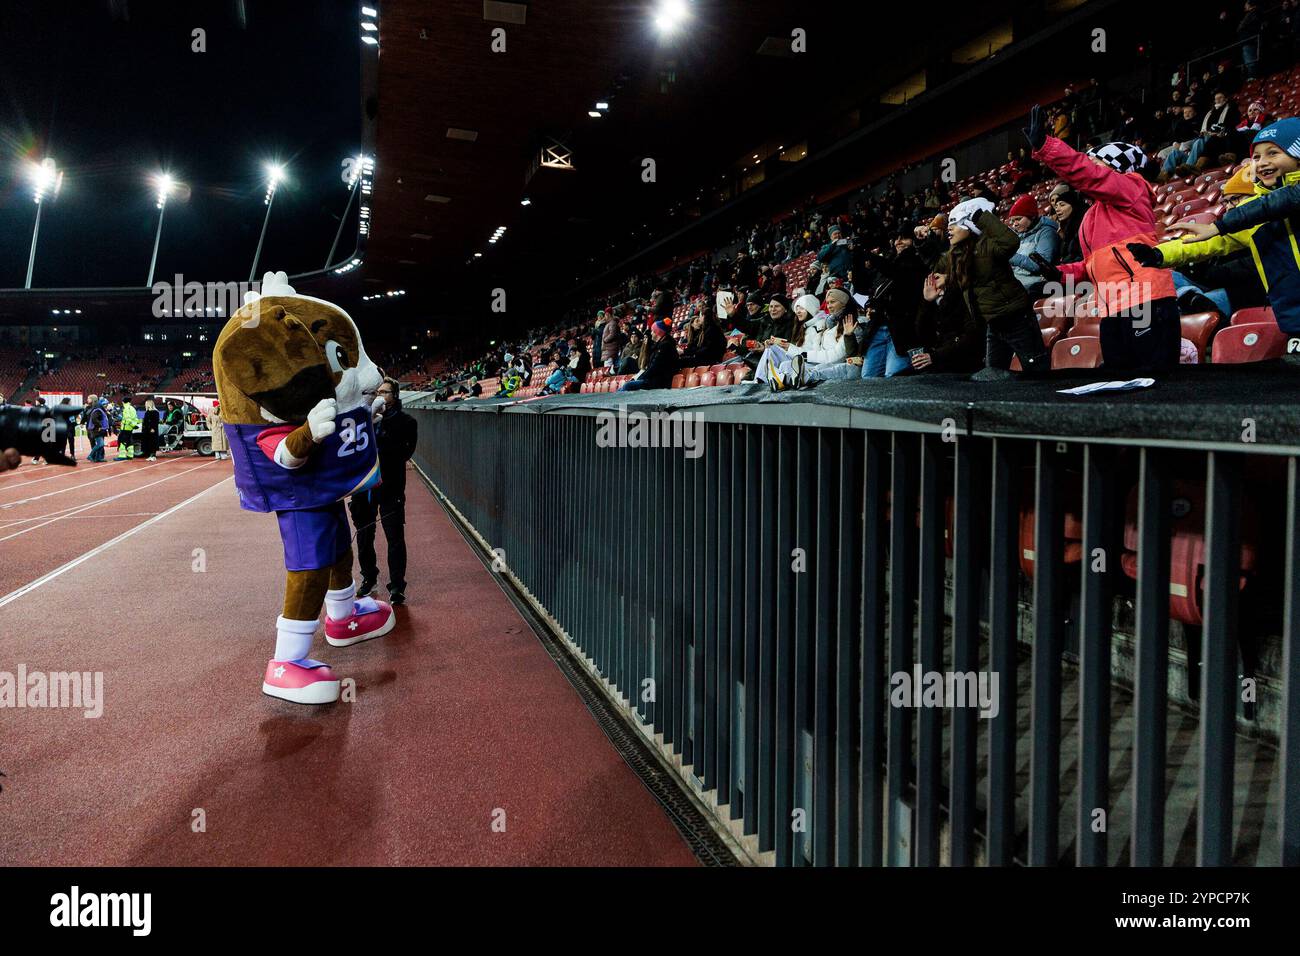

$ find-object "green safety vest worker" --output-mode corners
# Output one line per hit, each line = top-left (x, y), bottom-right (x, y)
(116, 401), (140, 459)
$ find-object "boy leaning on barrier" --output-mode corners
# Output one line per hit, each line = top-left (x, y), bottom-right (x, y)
(1130, 118), (1300, 337)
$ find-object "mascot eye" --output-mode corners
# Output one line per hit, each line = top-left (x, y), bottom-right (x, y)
(325, 340), (352, 374)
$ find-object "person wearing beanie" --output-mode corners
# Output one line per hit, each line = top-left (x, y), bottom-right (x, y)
(751, 293), (847, 390)
(1133, 119), (1300, 334)
(619, 316), (680, 391)
(1006, 194), (1060, 296)
(1024, 103), (1180, 371)
(817, 223), (853, 279)
(933, 196), (1049, 375)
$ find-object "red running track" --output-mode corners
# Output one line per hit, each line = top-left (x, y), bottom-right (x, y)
(0, 455), (697, 866)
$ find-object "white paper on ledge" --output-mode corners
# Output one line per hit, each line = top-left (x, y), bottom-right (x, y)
(1056, 377), (1155, 397)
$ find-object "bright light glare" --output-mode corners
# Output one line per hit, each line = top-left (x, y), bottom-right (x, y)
(654, 0), (689, 33)
(266, 163), (286, 185)
(28, 158), (60, 202)
(154, 173), (176, 205)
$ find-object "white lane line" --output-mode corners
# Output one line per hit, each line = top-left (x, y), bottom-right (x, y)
(0, 460), (217, 543)
(0, 466), (197, 528)
(0, 476), (233, 610)
(0, 457), (178, 504)
(0, 509), (165, 529)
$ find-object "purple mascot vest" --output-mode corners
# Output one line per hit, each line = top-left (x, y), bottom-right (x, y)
(225, 405), (381, 513)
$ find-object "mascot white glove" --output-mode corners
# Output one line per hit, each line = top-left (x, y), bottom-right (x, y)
(307, 398), (337, 442)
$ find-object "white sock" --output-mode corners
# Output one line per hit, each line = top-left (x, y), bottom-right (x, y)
(275, 616), (318, 662)
(325, 582), (356, 622)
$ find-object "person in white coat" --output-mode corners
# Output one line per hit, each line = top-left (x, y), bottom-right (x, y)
(753, 288), (855, 390)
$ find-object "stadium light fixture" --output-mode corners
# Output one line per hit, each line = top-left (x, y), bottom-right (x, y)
(595, 101), (609, 111)
(587, 110), (601, 118)
(24, 158), (62, 289)
(362, 6), (378, 15)
(147, 172), (178, 288)
(653, 0), (689, 34)
(250, 162), (288, 282)
(326, 153), (371, 270)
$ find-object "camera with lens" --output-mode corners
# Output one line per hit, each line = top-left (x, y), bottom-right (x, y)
(0, 403), (81, 467)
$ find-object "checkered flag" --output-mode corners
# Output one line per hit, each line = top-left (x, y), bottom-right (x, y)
(1086, 141), (1149, 174)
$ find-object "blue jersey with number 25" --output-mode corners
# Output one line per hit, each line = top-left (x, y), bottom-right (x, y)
(224, 405), (382, 513)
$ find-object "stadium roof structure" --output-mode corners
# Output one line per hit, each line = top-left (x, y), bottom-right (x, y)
(361, 0), (1043, 297)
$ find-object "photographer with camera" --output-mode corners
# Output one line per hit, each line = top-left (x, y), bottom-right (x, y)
(0, 401), (81, 469)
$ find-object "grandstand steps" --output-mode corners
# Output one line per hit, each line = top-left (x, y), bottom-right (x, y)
(12, 367), (41, 404)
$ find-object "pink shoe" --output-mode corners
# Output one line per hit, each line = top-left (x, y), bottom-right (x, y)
(324, 596), (396, 647)
(262, 659), (341, 705)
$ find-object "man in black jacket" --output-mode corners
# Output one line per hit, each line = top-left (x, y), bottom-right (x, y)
(349, 378), (419, 605)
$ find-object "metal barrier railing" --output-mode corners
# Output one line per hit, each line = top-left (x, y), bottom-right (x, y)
(409, 398), (1299, 866)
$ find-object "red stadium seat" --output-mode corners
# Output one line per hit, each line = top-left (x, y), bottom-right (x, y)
(1210, 322), (1293, 363)
(1051, 337), (1103, 369)
(1010, 327), (1063, 371)
(1034, 294), (1077, 328)
(1180, 312), (1221, 362)
(671, 372), (687, 389)
(1230, 305), (1276, 326)
(1120, 480), (1259, 626)
(698, 370), (717, 387)
(1019, 469), (1084, 578)
(685, 368), (702, 388)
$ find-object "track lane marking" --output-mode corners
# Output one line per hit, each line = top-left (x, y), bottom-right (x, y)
(0, 460), (218, 543)
(0, 458), (176, 508)
(0, 476), (233, 610)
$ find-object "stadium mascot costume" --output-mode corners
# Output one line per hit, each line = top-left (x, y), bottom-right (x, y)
(213, 271), (396, 704)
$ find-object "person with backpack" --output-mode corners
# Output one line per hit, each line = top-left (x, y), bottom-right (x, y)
(85, 394), (110, 463)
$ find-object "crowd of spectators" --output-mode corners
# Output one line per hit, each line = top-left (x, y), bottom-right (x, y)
(415, 2), (1300, 401)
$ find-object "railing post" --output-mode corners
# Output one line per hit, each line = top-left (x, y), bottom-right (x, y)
(986, 437), (1019, 865)
(1132, 448), (1171, 867)
(1198, 451), (1242, 866)
(1077, 443), (1114, 866)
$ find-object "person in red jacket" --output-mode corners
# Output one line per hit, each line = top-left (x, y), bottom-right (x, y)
(1024, 105), (1182, 370)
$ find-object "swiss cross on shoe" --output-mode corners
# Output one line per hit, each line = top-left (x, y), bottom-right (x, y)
(348, 620), (359, 631)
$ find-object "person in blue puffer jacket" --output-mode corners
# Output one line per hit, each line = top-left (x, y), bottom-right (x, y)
(817, 222), (854, 279)
(1132, 118), (1300, 335)
(1006, 194), (1061, 297)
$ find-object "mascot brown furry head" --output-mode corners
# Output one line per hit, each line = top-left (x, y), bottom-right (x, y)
(213, 272), (396, 705)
